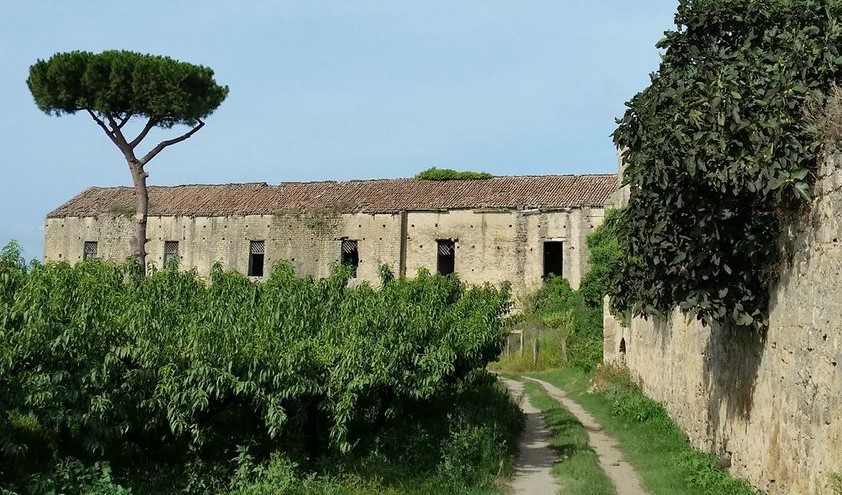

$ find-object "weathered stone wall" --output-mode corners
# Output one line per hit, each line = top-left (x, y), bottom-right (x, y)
(44, 211), (403, 282)
(604, 154), (842, 495)
(404, 208), (603, 294)
(44, 206), (605, 296)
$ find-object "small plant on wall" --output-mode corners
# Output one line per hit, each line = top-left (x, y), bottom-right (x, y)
(302, 207), (341, 236)
(107, 201), (135, 217)
(829, 472), (842, 495)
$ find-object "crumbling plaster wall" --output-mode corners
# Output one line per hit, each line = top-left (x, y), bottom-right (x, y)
(604, 154), (842, 495)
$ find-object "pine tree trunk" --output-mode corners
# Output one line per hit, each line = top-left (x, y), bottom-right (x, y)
(128, 160), (149, 272)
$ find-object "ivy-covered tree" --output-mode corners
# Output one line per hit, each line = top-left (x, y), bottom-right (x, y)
(27, 50), (228, 270)
(612, 0), (842, 329)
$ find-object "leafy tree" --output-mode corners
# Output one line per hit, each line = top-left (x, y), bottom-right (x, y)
(27, 50), (228, 270)
(415, 168), (493, 180)
(611, 0), (842, 329)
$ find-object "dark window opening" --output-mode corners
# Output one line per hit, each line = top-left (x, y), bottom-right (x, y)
(543, 241), (564, 279)
(341, 240), (359, 277)
(83, 241), (98, 261)
(164, 241), (179, 267)
(437, 240), (455, 275)
(249, 240), (265, 277)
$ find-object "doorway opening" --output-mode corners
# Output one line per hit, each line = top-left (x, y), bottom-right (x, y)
(543, 241), (563, 279)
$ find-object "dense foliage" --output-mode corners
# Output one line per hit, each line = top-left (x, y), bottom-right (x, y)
(612, 0), (842, 329)
(414, 168), (493, 180)
(0, 243), (519, 494)
(27, 50), (228, 127)
(578, 209), (622, 309)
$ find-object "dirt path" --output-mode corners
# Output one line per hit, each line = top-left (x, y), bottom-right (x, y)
(523, 376), (649, 495)
(501, 378), (560, 495)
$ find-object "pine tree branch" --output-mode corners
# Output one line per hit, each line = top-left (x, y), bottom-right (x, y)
(86, 109), (118, 147)
(116, 112), (133, 129)
(138, 119), (204, 165)
(105, 114), (134, 158)
(129, 117), (159, 150)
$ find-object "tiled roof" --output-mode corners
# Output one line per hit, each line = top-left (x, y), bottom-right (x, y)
(47, 174), (619, 218)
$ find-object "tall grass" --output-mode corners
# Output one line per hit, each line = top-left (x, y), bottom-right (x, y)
(829, 472), (842, 495)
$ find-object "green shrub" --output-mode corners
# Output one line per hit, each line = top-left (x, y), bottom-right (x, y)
(414, 168), (492, 180)
(228, 452), (300, 495)
(567, 334), (603, 373)
(590, 367), (669, 425)
(437, 423), (501, 487)
(675, 452), (756, 495)
(24, 459), (131, 495)
(495, 277), (603, 372)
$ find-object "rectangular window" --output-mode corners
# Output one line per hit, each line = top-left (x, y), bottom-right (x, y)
(248, 240), (265, 277)
(164, 241), (179, 267)
(543, 241), (564, 279)
(83, 241), (98, 261)
(341, 240), (359, 277)
(437, 240), (455, 275)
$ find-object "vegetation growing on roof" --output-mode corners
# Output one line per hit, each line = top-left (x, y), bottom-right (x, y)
(415, 168), (493, 180)
(610, 0), (842, 330)
(107, 201), (134, 217)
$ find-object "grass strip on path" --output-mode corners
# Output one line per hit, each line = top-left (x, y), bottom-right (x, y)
(519, 378), (618, 495)
(531, 367), (761, 495)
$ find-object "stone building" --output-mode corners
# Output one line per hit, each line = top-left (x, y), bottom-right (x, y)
(44, 174), (617, 295)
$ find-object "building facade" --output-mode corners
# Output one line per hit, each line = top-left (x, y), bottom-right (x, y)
(45, 175), (617, 295)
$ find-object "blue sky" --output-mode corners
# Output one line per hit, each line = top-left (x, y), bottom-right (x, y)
(0, 2), (677, 259)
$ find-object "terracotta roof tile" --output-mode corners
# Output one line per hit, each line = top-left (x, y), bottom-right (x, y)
(47, 175), (618, 218)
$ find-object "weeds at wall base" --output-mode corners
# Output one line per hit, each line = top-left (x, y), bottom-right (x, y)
(534, 366), (761, 495)
(828, 472), (842, 495)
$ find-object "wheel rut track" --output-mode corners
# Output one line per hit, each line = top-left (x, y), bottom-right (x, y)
(503, 376), (649, 495)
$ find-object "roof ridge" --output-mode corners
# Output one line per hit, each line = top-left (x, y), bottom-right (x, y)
(47, 174), (619, 218)
(78, 174), (618, 189)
